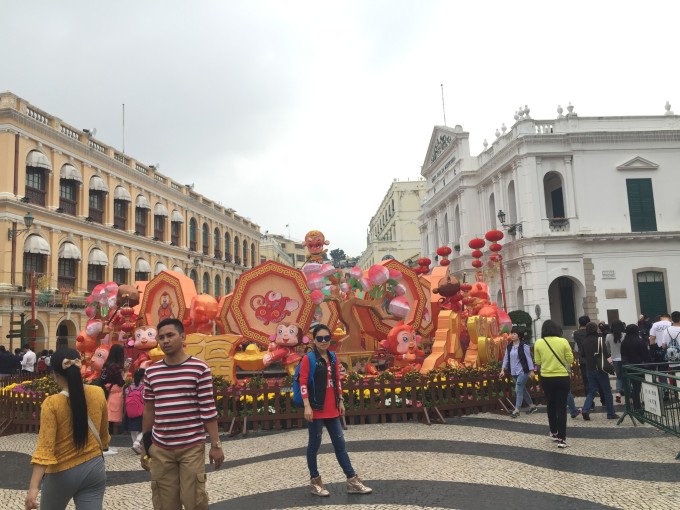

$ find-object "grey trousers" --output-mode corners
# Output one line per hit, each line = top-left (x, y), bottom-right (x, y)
(40, 456), (106, 510)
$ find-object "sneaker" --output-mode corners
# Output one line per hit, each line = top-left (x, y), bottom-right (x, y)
(346, 475), (372, 494)
(549, 432), (559, 442)
(571, 409), (582, 419)
(581, 409), (591, 421)
(132, 443), (141, 455)
(607, 414), (620, 420)
(527, 406), (539, 414)
(103, 449), (118, 456)
(615, 395), (621, 404)
(557, 439), (569, 449)
(510, 411), (520, 418)
(309, 476), (330, 497)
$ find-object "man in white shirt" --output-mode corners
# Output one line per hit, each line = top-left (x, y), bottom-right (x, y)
(649, 314), (671, 362)
(20, 344), (36, 374)
(661, 311), (680, 361)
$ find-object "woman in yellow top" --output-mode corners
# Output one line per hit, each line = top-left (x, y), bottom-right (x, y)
(25, 348), (110, 510)
(533, 320), (574, 449)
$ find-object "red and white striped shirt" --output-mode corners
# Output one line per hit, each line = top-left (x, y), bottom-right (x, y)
(144, 356), (217, 449)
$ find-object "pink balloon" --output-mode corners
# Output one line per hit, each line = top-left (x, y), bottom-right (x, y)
(349, 266), (363, 279)
(306, 273), (325, 290)
(368, 265), (389, 286)
(302, 263), (322, 275)
(388, 269), (403, 281)
(394, 283), (407, 296)
(340, 283), (350, 293)
(85, 306), (96, 319)
(86, 319), (103, 337)
(319, 263), (336, 277)
(310, 289), (324, 305)
(359, 277), (372, 291)
(388, 296), (411, 318)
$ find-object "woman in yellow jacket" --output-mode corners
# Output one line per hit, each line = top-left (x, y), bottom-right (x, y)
(533, 320), (574, 449)
(25, 348), (110, 510)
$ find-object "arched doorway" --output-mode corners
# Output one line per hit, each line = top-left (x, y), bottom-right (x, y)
(25, 318), (47, 353)
(548, 276), (584, 328)
(56, 319), (78, 349)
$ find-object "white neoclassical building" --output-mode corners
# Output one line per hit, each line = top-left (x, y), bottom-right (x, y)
(419, 104), (680, 334)
(358, 179), (424, 269)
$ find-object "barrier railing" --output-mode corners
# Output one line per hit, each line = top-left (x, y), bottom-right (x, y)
(620, 363), (680, 459)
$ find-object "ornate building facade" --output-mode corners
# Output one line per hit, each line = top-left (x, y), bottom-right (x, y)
(0, 92), (260, 351)
(420, 105), (680, 335)
(358, 179), (424, 269)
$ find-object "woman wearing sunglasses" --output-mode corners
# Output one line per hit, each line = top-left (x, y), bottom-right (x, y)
(300, 323), (372, 497)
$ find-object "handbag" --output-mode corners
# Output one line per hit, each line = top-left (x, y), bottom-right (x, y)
(542, 338), (572, 376)
(596, 337), (616, 375)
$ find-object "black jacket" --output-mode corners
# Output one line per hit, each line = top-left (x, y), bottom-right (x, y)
(573, 329), (588, 364)
(583, 334), (610, 372)
(0, 352), (19, 375)
(621, 336), (652, 365)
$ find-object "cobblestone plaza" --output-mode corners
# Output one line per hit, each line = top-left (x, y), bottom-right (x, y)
(1, 401), (678, 509)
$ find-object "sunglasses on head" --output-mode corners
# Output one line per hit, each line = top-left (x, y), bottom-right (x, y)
(315, 335), (332, 342)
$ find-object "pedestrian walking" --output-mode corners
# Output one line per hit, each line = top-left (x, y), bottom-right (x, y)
(533, 320), (573, 449)
(25, 348), (109, 510)
(621, 324), (651, 410)
(100, 344), (127, 437)
(580, 322), (618, 420)
(21, 344), (36, 375)
(499, 329), (538, 417)
(302, 323), (372, 496)
(140, 318), (223, 510)
(606, 320), (625, 403)
(125, 368), (145, 454)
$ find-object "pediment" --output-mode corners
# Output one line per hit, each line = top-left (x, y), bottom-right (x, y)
(422, 126), (460, 173)
(616, 156), (659, 171)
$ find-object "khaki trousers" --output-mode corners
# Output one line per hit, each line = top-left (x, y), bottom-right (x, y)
(149, 443), (208, 510)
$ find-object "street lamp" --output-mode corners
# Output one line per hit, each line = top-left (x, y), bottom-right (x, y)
(8, 212), (34, 240)
(497, 209), (522, 237)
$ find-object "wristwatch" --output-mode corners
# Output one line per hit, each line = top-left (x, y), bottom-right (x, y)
(211, 441), (222, 448)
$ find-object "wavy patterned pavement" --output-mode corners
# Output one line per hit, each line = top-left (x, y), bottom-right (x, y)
(1, 408), (678, 509)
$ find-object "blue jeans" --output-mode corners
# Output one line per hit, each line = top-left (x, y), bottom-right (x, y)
(567, 392), (578, 414)
(613, 361), (623, 395)
(512, 372), (534, 410)
(582, 370), (616, 417)
(307, 417), (355, 479)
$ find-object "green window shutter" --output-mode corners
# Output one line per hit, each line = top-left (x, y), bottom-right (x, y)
(627, 179), (657, 232)
(551, 188), (565, 217)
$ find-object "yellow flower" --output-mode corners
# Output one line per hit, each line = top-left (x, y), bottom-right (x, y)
(394, 388), (402, 394)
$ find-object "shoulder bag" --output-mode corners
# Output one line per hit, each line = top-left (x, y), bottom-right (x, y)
(595, 337), (616, 375)
(541, 338), (572, 376)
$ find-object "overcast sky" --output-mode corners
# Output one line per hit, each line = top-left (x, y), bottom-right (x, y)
(4, 1), (676, 256)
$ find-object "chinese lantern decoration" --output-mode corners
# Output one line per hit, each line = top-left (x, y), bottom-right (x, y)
(469, 238), (485, 271)
(485, 230), (504, 243)
(471, 249), (483, 259)
(416, 257), (431, 275)
(489, 243), (502, 252)
(471, 259), (483, 268)
(437, 246), (452, 267)
(468, 238), (485, 250)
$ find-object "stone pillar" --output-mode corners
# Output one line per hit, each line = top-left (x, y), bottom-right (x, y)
(583, 257), (599, 319)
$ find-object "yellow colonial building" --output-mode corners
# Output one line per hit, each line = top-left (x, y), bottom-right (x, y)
(0, 92), (260, 352)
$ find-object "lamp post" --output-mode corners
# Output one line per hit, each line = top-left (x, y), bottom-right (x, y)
(497, 209), (522, 237)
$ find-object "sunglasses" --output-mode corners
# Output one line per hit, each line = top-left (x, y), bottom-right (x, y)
(315, 335), (332, 342)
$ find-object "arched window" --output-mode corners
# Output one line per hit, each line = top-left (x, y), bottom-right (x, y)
(543, 172), (565, 218)
(189, 218), (198, 251)
(59, 164), (81, 216)
(251, 243), (256, 268)
(507, 180), (518, 224)
(242, 240), (248, 267)
(153, 203), (168, 241)
(202, 272), (210, 294)
(214, 275), (221, 297)
(25, 150), (50, 206)
(234, 236), (240, 264)
(23, 234), (49, 289)
(224, 232), (231, 262)
(443, 213), (449, 245)
(517, 286), (524, 310)
(58, 242), (81, 291)
(189, 269), (198, 288)
(225, 277), (232, 294)
(214, 228), (222, 258)
(202, 223), (209, 255)
(454, 205), (461, 246)
(489, 192), (496, 230)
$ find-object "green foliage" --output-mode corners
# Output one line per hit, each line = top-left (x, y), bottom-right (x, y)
(509, 310), (533, 341)
(245, 375), (267, 389)
(330, 248), (346, 264)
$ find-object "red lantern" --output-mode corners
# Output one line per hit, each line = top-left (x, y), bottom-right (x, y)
(440, 258), (451, 266)
(490, 254), (500, 262)
(468, 238), (485, 250)
(487, 260), (495, 268)
(417, 257), (432, 266)
(485, 230), (504, 242)
(471, 249), (483, 259)
(489, 243), (502, 252)
(460, 283), (472, 292)
(471, 259), (483, 268)
(436, 246), (452, 257)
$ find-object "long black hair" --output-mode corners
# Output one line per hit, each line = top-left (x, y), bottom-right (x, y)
(623, 323), (640, 343)
(610, 320), (625, 344)
(50, 348), (88, 450)
(104, 343), (125, 369)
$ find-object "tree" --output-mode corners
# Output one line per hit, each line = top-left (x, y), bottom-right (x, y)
(330, 248), (346, 265)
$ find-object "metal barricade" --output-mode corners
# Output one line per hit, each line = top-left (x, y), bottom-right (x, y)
(620, 363), (680, 459)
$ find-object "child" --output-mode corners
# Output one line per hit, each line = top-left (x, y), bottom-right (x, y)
(126, 368), (145, 454)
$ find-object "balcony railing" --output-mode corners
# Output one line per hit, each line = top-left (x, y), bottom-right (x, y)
(25, 187), (46, 206)
(59, 199), (77, 216)
(190, 240), (197, 251)
(135, 223), (147, 236)
(154, 229), (164, 241)
(89, 209), (103, 224)
(114, 216), (126, 230)
(548, 218), (570, 232)
(214, 250), (222, 260)
(171, 234), (179, 246)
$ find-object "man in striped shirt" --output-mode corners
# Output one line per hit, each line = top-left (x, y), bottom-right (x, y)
(140, 318), (224, 510)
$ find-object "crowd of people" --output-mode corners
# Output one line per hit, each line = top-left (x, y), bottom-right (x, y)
(18, 310), (679, 508)
(502, 311), (680, 450)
